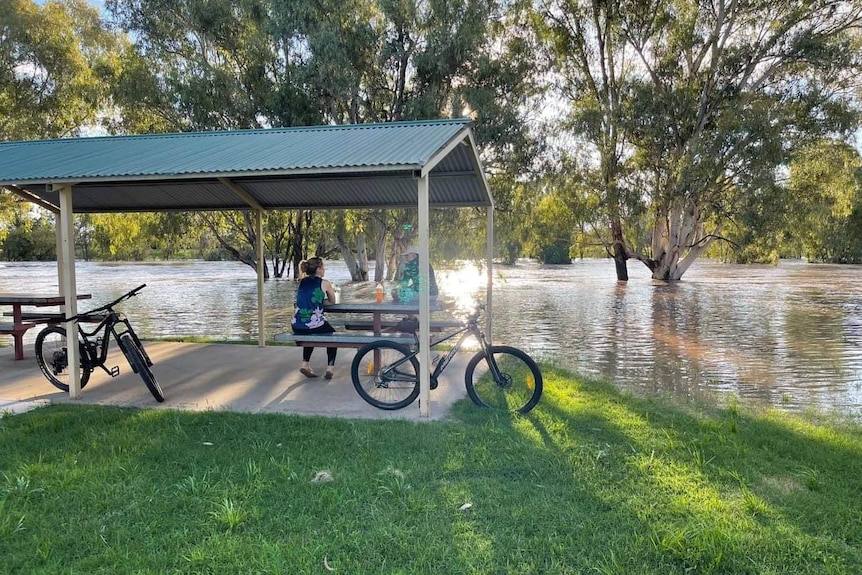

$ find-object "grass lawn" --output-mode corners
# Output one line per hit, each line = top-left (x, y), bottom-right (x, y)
(1, 366), (861, 574)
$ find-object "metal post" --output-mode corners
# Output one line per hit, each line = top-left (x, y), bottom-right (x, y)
(255, 209), (265, 347)
(56, 185), (80, 398)
(486, 206), (494, 343)
(418, 175), (431, 417)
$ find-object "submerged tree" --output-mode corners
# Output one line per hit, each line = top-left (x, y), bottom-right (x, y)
(539, 0), (637, 276)
(538, 0), (862, 280)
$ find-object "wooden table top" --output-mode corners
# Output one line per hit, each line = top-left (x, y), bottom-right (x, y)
(324, 301), (441, 314)
(0, 294), (92, 306)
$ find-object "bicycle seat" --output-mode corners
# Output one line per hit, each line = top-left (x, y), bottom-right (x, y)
(393, 316), (419, 333)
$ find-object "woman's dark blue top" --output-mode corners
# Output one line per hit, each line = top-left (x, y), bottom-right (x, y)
(292, 276), (327, 329)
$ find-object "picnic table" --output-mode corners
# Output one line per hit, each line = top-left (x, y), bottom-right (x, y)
(0, 293), (91, 360)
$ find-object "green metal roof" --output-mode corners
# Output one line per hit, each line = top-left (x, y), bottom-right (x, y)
(0, 119), (492, 212)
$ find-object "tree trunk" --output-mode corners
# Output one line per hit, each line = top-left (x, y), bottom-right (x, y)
(199, 212), (269, 279)
(356, 235), (369, 281)
(336, 234), (357, 278)
(289, 210), (308, 280)
(374, 218), (387, 281)
(611, 219), (628, 281)
(649, 198), (717, 280)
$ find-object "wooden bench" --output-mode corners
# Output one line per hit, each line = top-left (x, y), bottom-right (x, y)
(2, 312), (109, 324)
(0, 322), (36, 360)
(0, 312), (111, 360)
(273, 332), (415, 349)
(2, 312), (64, 324)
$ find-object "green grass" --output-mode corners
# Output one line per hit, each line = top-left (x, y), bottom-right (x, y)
(1, 366), (861, 574)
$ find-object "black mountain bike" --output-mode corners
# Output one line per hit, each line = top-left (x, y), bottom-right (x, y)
(350, 303), (542, 413)
(34, 284), (164, 402)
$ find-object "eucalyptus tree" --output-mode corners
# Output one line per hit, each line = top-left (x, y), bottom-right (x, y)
(1, 0), (123, 140)
(275, 0), (539, 271)
(785, 139), (862, 263)
(269, 0), (538, 273)
(538, 0), (862, 280)
(623, 0), (862, 279)
(106, 0), (536, 276)
(538, 0), (638, 277)
(105, 0), (322, 275)
(1, 0), (125, 259)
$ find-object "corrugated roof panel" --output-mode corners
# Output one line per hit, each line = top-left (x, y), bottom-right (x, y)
(0, 120), (470, 181)
(244, 176), (417, 208)
(1, 119), (492, 211)
(49, 181), (247, 212)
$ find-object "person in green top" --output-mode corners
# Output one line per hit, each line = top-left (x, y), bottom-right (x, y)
(394, 245), (438, 302)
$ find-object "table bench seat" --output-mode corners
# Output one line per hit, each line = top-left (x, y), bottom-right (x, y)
(0, 322), (37, 360)
(2, 312), (109, 324)
(0, 292), (92, 361)
(273, 332), (415, 348)
(0, 322), (37, 334)
(2, 312), (64, 323)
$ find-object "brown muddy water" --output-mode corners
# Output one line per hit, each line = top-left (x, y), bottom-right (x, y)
(1, 258), (860, 414)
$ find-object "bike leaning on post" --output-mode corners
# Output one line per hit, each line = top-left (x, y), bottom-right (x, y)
(34, 284), (164, 402)
(350, 303), (542, 413)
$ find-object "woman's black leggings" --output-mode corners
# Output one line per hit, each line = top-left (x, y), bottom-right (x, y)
(292, 322), (337, 365)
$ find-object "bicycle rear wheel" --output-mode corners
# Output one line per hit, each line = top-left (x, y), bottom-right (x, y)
(34, 326), (92, 392)
(119, 333), (164, 402)
(465, 346), (543, 414)
(351, 341), (420, 410)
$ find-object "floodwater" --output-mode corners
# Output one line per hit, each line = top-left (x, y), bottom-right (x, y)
(1, 258), (860, 414)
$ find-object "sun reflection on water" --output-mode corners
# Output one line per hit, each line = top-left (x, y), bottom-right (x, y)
(437, 260), (487, 313)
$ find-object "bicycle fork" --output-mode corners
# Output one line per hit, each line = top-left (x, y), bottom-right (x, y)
(474, 333), (511, 390)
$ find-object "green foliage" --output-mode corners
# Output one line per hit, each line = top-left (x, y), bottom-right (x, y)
(535, 0), (862, 279)
(1, 213), (55, 261)
(0, 0), (124, 140)
(538, 242), (571, 264)
(786, 140), (862, 263)
(522, 191), (574, 263)
(102, 0), (537, 273)
(81, 212), (195, 261)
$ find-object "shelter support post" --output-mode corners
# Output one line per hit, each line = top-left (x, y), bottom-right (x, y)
(417, 174), (431, 417)
(55, 215), (65, 296)
(220, 177), (267, 348)
(55, 184), (81, 398)
(255, 209), (265, 347)
(486, 207), (493, 343)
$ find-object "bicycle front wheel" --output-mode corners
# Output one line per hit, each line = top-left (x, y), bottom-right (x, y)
(34, 326), (92, 392)
(465, 346), (543, 414)
(351, 341), (419, 410)
(119, 333), (164, 402)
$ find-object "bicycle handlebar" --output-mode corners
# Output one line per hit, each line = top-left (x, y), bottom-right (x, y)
(71, 284), (147, 320)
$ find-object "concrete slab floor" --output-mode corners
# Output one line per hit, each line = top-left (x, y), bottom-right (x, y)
(0, 341), (470, 421)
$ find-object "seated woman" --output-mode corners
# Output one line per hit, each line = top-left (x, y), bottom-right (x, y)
(291, 257), (338, 379)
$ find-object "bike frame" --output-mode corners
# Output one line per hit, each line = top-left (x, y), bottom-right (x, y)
(380, 310), (499, 384)
(77, 312), (142, 375)
(70, 285), (152, 375)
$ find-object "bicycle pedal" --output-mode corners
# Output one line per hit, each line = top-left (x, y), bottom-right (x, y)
(109, 365), (120, 377)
